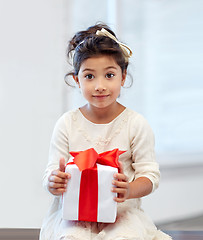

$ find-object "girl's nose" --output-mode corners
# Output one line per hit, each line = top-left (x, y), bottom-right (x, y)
(94, 79), (106, 92)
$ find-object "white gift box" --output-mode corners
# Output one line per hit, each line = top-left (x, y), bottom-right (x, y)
(62, 163), (118, 223)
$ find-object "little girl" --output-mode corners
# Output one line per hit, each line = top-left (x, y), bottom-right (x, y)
(40, 24), (171, 240)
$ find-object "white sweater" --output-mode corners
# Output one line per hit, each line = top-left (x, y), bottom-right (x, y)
(43, 108), (160, 192)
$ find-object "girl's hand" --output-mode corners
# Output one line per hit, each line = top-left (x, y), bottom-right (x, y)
(112, 161), (130, 203)
(48, 158), (71, 196)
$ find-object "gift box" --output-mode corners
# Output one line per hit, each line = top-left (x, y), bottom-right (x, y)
(62, 148), (125, 223)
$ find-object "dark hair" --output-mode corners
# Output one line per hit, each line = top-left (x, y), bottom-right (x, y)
(65, 23), (131, 86)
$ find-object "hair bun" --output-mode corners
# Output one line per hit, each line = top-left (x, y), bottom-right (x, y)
(68, 24), (116, 56)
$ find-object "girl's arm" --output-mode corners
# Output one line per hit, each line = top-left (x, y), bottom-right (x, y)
(43, 114), (70, 194)
(128, 177), (152, 199)
(113, 114), (160, 202)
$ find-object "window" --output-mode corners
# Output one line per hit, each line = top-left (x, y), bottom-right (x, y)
(64, 0), (203, 166)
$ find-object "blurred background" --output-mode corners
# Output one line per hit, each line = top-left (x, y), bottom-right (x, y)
(0, 0), (203, 231)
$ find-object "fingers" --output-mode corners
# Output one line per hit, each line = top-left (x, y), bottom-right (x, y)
(112, 179), (129, 196)
(48, 160), (71, 196)
(114, 172), (128, 182)
(112, 166), (130, 203)
(49, 181), (67, 189)
(48, 172), (69, 196)
(48, 187), (67, 196)
(112, 179), (128, 189)
(59, 157), (66, 172)
(112, 184), (129, 203)
(113, 196), (127, 203)
(49, 173), (69, 184)
(51, 169), (69, 180)
(48, 176), (68, 195)
(118, 161), (124, 174)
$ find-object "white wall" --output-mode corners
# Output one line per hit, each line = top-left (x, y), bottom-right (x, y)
(142, 164), (203, 224)
(0, 0), (203, 229)
(0, 0), (68, 228)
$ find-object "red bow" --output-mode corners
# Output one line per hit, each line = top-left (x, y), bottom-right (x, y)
(70, 148), (125, 171)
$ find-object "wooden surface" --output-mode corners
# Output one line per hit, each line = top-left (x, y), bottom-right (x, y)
(165, 231), (203, 240)
(0, 229), (40, 240)
(0, 229), (203, 240)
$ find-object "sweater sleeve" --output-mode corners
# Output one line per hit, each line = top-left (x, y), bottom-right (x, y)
(130, 114), (160, 193)
(42, 114), (69, 192)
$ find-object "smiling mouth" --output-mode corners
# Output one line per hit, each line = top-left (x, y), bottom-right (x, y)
(93, 95), (110, 98)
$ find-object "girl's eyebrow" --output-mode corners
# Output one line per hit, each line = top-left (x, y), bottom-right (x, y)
(82, 68), (95, 72)
(105, 66), (117, 70)
(82, 66), (117, 72)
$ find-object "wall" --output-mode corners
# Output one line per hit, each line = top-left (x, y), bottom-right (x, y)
(142, 164), (203, 224)
(0, 0), (67, 228)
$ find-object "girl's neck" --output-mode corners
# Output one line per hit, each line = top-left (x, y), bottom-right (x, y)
(79, 102), (126, 124)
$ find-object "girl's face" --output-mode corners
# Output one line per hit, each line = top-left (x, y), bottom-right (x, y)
(74, 55), (126, 110)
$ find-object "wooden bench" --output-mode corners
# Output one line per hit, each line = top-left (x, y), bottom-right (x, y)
(0, 229), (203, 240)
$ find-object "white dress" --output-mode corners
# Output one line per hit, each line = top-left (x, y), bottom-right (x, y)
(40, 108), (172, 240)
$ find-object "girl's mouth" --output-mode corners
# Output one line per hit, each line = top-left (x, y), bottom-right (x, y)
(93, 95), (110, 99)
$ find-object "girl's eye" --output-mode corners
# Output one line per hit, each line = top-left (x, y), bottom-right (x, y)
(85, 74), (94, 79)
(106, 73), (115, 79)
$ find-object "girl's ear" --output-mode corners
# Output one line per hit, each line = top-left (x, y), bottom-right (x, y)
(121, 70), (127, 86)
(73, 75), (80, 88)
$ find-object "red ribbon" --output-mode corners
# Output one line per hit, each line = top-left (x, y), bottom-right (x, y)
(70, 148), (125, 171)
(67, 148), (125, 222)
